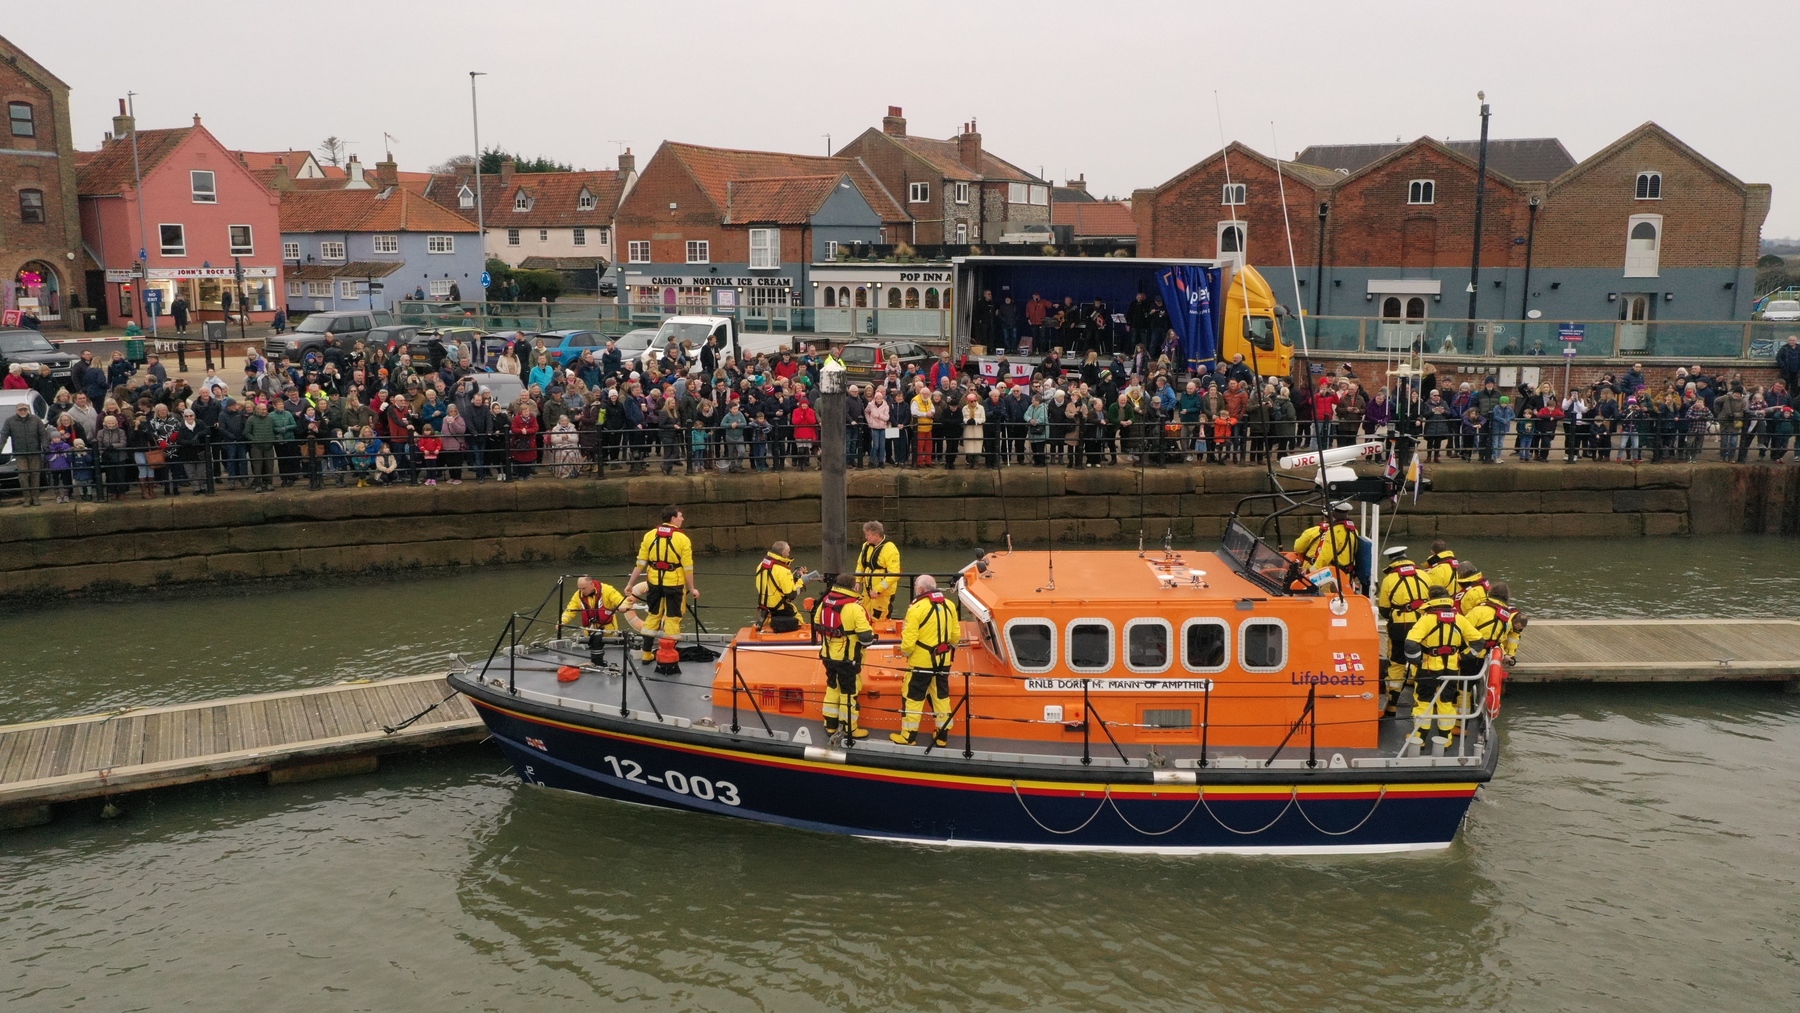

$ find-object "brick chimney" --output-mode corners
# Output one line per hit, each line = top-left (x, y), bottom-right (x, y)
(957, 118), (982, 171)
(373, 157), (399, 189)
(499, 157), (516, 184)
(112, 98), (133, 141)
(882, 105), (907, 137)
(1064, 174), (1088, 194)
(271, 158), (293, 192)
(192, 113), (203, 127)
(618, 148), (635, 174)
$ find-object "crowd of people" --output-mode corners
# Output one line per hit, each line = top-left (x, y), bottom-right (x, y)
(5, 325), (1799, 506)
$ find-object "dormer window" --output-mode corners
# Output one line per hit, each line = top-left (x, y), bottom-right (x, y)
(458, 186), (473, 209)
(513, 190), (531, 212)
(577, 188), (596, 211)
(1635, 172), (1662, 200)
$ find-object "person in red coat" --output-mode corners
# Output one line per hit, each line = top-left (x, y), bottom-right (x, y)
(790, 395), (819, 470)
(509, 401), (541, 476)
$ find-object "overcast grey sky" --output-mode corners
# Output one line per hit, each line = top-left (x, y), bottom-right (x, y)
(19, 0), (1797, 236)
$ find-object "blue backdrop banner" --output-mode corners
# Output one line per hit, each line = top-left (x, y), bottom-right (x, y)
(1156, 265), (1221, 366)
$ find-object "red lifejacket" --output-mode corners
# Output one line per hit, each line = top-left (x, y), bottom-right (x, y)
(1424, 607), (1462, 656)
(577, 591), (614, 628)
(819, 589), (858, 637)
(1391, 564), (1427, 610)
(922, 591), (955, 667)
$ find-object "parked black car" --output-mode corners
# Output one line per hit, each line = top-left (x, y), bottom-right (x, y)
(265, 310), (393, 361)
(0, 329), (77, 384)
(837, 339), (932, 386)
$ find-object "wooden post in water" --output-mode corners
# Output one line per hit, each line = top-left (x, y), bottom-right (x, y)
(818, 356), (848, 576)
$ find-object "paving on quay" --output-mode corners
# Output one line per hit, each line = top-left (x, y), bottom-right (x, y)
(2, 619), (1797, 828)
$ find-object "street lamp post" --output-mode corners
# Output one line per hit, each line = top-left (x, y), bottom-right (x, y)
(127, 91), (156, 339)
(1465, 92), (1491, 353)
(470, 71), (487, 320)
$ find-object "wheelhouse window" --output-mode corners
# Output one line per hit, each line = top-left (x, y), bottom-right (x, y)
(159, 223), (186, 256)
(8, 102), (34, 137)
(1005, 620), (1056, 673)
(18, 189), (44, 223)
(191, 170), (217, 203)
(1408, 179), (1435, 205)
(229, 225), (254, 255)
(1124, 620), (1172, 673)
(1240, 620), (1287, 672)
(1182, 619), (1229, 672)
(1067, 620), (1114, 674)
(749, 228), (780, 269)
(1635, 172), (1662, 200)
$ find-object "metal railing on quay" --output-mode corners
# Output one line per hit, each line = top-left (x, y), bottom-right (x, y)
(1302, 315), (1798, 362)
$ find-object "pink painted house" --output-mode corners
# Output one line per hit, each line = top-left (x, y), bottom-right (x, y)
(78, 106), (283, 328)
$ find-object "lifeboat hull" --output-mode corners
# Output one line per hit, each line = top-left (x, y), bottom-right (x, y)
(465, 685), (1490, 856)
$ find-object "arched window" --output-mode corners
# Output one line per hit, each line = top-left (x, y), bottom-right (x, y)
(1381, 296), (1402, 319)
(943, 288), (952, 311)
(1219, 225), (1243, 253)
(854, 286), (868, 308)
(1405, 297), (1425, 321)
(822, 286), (836, 307)
(1630, 220), (1658, 244)
(887, 287), (901, 308)
(1635, 172), (1662, 200)
(838, 287), (850, 307)
(905, 287), (920, 308)
(924, 287), (939, 309)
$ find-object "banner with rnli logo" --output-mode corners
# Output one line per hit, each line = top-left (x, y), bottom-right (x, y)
(1155, 264), (1220, 367)
(1024, 678), (1214, 692)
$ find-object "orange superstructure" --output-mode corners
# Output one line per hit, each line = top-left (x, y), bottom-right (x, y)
(716, 547), (1382, 752)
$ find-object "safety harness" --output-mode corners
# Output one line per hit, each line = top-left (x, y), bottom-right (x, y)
(1312, 519), (1357, 567)
(576, 591), (615, 629)
(919, 591), (956, 671)
(754, 554), (797, 615)
(818, 589), (865, 661)
(1419, 606), (1466, 658)
(646, 525), (682, 580)
(858, 539), (894, 593)
(1384, 563), (1430, 620)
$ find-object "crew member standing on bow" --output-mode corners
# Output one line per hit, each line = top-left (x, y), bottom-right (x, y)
(1375, 546), (1432, 717)
(891, 574), (959, 747)
(1403, 585), (1484, 749)
(624, 506), (700, 664)
(753, 540), (806, 633)
(815, 573), (875, 740)
(1293, 501), (1359, 591)
(855, 520), (902, 621)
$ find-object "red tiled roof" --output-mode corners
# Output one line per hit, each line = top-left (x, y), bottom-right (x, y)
(1052, 200), (1137, 238)
(661, 142), (908, 224)
(76, 128), (193, 195)
(278, 187), (478, 234)
(419, 168), (630, 227)
(724, 175), (844, 224)
(234, 149), (313, 172)
(889, 134), (1040, 184)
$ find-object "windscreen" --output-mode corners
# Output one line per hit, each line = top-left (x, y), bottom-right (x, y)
(655, 322), (713, 346)
(295, 315), (334, 333)
(0, 331), (56, 354)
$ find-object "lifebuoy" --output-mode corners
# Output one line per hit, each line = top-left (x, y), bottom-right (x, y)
(1486, 657), (1507, 718)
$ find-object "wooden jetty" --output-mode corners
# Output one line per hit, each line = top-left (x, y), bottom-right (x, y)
(1509, 619), (1800, 684)
(3, 619), (1797, 830)
(0, 672), (483, 829)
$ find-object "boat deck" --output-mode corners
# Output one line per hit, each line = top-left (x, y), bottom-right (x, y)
(474, 635), (1488, 773)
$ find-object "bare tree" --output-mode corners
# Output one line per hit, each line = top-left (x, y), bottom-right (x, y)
(317, 136), (347, 167)
(429, 153), (475, 175)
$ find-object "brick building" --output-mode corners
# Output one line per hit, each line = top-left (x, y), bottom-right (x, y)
(612, 141), (907, 320)
(837, 107), (1050, 245)
(1, 34), (82, 328)
(78, 108), (284, 329)
(1137, 124), (1770, 343)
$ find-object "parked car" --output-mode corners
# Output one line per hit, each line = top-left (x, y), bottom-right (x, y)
(404, 326), (484, 365)
(536, 329), (608, 366)
(0, 329), (77, 384)
(364, 324), (420, 354)
(266, 310), (393, 360)
(0, 388), (51, 488)
(597, 279), (618, 298)
(1761, 299), (1800, 322)
(837, 340), (932, 386)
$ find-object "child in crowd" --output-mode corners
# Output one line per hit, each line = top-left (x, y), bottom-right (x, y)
(417, 424), (443, 485)
(374, 443), (399, 485)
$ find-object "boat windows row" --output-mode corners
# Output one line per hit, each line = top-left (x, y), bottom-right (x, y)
(1001, 618), (1287, 676)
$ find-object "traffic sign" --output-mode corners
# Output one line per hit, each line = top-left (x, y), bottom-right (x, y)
(144, 289), (163, 311)
(369, 283), (385, 292)
(1558, 322), (1586, 342)
(1562, 345), (1578, 358)
(480, 271), (492, 288)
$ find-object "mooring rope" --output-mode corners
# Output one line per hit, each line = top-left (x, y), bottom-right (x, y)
(1292, 785), (1388, 837)
(383, 688), (462, 735)
(1010, 781), (1111, 836)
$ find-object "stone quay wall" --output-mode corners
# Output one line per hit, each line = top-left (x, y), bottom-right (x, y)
(2, 463), (1795, 598)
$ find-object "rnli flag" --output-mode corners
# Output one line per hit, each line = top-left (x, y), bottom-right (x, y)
(1384, 451), (1399, 480)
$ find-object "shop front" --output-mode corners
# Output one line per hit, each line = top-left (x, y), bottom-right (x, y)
(107, 265), (280, 326)
(620, 270), (796, 326)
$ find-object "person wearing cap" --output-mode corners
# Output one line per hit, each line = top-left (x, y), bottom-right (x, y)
(1377, 546), (1433, 716)
(1293, 501), (1360, 590)
(1489, 395), (1515, 464)
(1404, 584), (1484, 749)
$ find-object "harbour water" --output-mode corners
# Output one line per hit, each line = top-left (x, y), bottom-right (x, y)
(3, 538), (1798, 1011)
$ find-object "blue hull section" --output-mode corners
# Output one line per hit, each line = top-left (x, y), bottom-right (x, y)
(470, 695), (1482, 855)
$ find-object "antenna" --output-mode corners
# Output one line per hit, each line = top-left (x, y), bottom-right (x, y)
(383, 132), (399, 159)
